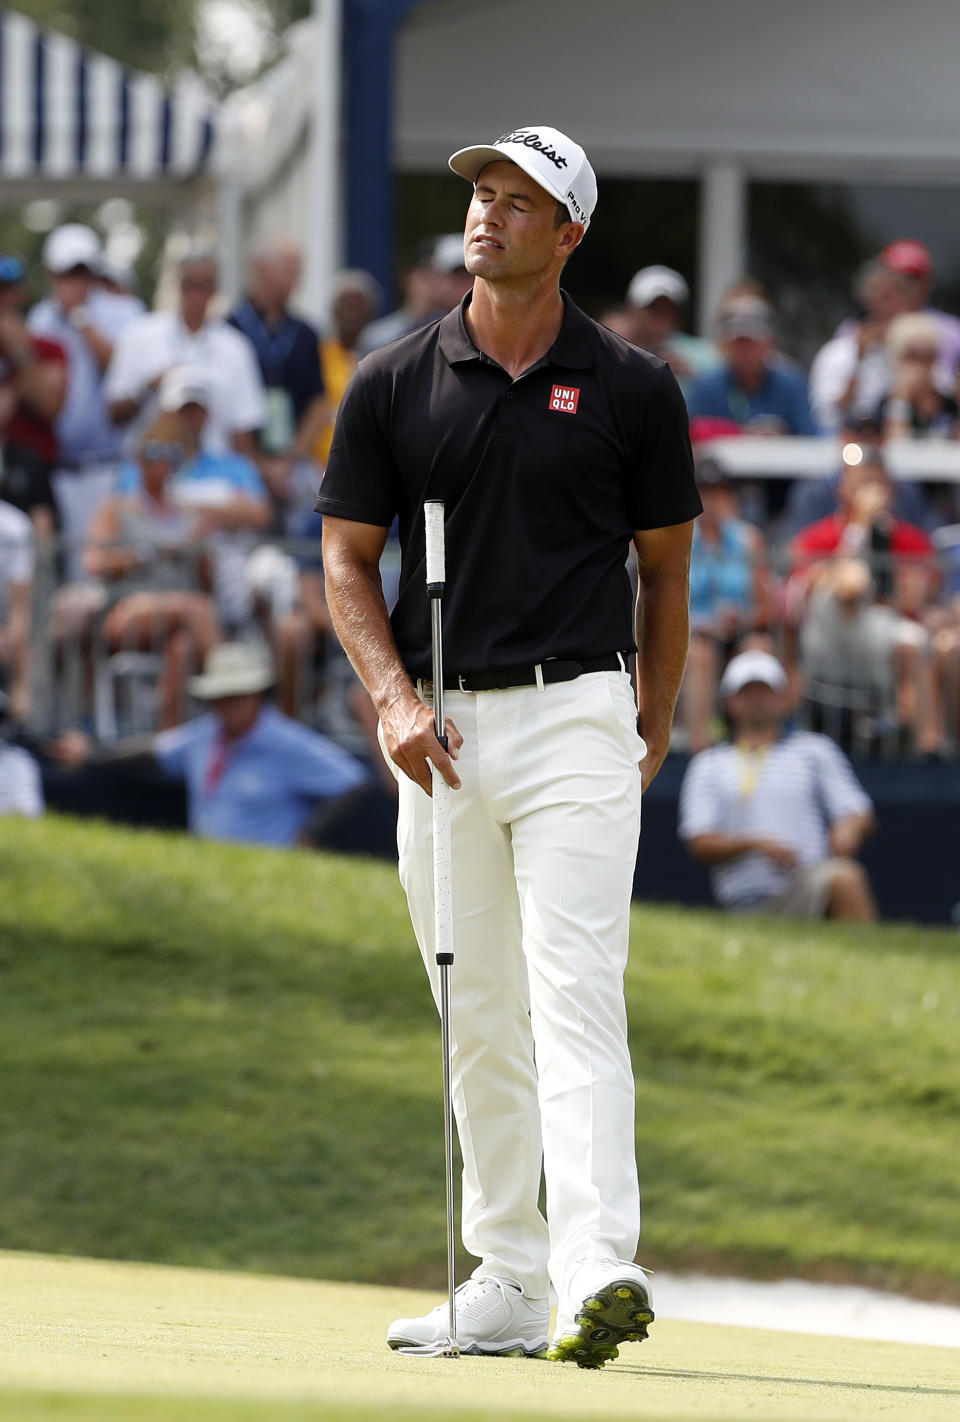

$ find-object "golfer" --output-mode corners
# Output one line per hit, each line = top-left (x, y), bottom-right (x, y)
(318, 124), (700, 1368)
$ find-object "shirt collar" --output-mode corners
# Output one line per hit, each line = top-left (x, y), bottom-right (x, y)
(438, 290), (596, 372)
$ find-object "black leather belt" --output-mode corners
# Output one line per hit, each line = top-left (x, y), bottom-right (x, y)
(423, 652), (626, 694)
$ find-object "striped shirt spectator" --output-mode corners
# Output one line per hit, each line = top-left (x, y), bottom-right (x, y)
(678, 651), (876, 919)
(0, 741), (43, 816)
(0, 691), (43, 816)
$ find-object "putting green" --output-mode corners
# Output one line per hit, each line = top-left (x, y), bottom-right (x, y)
(0, 1252), (957, 1422)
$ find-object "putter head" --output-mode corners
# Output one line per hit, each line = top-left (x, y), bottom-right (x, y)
(397, 1336), (461, 1358)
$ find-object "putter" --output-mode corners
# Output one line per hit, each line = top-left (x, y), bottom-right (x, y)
(398, 499), (460, 1359)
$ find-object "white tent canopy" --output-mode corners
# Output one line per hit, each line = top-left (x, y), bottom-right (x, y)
(0, 6), (217, 204)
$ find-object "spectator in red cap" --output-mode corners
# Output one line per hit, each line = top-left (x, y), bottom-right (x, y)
(878, 239), (960, 387)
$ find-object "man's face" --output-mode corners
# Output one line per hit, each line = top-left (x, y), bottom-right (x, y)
(52, 266), (92, 310)
(634, 295), (681, 343)
(839, 461), (892, 518)
(256, 250), (301, 307)
(723, 333), (771, 384)
(464, 160), (579, 284)
(333, 288), (375, 344)
(212, 692), (262, 738)
(179, 263), (217, 326)
(862, 270), (911, 323)
(727, 681), (784, 730)
(0, 280), (23, 314)
(176, 401), (208, 440)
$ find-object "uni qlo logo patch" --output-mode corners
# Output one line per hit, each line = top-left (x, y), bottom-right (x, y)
(549, 383), (580, 414)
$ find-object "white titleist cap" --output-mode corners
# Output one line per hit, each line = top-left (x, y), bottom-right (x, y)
(720, 650), (788, 698)
(449, 125), (597, 230)
(628, 265), (689, 309)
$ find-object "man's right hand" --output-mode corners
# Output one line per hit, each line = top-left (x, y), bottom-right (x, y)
(755, 838), (799, 869)
(380, 695), (462, 795)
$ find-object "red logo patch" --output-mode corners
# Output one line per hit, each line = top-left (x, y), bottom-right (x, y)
(549, 383), (580, 414)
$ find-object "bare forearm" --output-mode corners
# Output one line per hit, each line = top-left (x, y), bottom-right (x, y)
(324, 552), (417, 717)
(635, 568), (690, 760)
(16, 363), (64, 420)
(829, 812), (874, 857)
(689, 832), (773, 864)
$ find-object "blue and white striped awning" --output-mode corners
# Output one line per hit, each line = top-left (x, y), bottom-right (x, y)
(0, 8), (216, 181)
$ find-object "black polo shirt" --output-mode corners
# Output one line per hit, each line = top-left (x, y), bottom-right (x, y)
(316, 292), (700, 677)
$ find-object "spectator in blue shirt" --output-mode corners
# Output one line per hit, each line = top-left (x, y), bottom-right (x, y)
(688, 297), (818, 437)
(53, 642), (368, 847)
(153, 641), (368, 846)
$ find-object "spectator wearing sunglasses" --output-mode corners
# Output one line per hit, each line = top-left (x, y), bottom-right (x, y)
(113, 369), (270, 636)
(85, 415), (223, 729)
(877, 313), (958, 440)
(105, 250), (266, 465)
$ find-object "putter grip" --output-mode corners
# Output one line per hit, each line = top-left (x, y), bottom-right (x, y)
(431, 769), (454, 960)
(424, 499), (445, 591)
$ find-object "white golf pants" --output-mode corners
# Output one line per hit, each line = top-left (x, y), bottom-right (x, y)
(391, 668), (646, 1301)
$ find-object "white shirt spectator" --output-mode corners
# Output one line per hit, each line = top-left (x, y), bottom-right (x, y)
(27, 288), (138, 464)
(678, 731), (873, 907)
(0, 499), (34, 589)
(104, 311), (267, 455)
(808, 332), (891, 433)
(0, 742), (43, 816)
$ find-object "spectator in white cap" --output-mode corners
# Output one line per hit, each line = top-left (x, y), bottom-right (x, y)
(626, 265), (719, 398)
(27, 224), (142, 577)
(687, 295), (818, 436)
(112, 367), (270, 635)
(104, 249), (266, 463)
(678, 649), (877, 920)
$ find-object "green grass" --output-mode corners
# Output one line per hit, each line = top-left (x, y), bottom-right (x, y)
(0, 815), (958, 1298)
(1, 1253), (958, 1422)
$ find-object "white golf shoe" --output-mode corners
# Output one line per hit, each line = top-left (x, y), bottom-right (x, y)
(547, 1257), (654, 1369)
(387, 1276), (550, 1357)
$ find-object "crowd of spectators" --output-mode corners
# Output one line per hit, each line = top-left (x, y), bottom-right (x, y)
(2, 218), (960, 855)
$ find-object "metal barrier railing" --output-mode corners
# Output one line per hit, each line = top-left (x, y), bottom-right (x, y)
(12, 533), (960, 759)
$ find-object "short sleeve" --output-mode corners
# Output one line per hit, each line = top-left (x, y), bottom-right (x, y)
(153, 722), (196, 779)
(291, 727), (368, 798)
(677, 749), (724, 841)
(809, 735), (873, 823)
(103, 317), (149, 403)
(627, 364), (701, 531)
(314, 361), (400, 526)
(222, 332), (268, 433)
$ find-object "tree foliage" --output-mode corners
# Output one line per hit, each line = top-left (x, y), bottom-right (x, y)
(11, 0), (200, 76)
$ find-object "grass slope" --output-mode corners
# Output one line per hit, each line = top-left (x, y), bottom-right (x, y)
(2, 1252), (958, 1422)
(0, 816), (958, 1297)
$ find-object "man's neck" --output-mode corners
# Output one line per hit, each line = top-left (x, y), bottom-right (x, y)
(733, 367), (766, 395)
(735, 723), (780, 751)
(250, 290), (286, 326)
(465, 278), (565, 381)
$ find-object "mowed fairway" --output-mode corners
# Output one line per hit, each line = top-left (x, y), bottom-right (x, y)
(1, 1252), (957, 1422)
